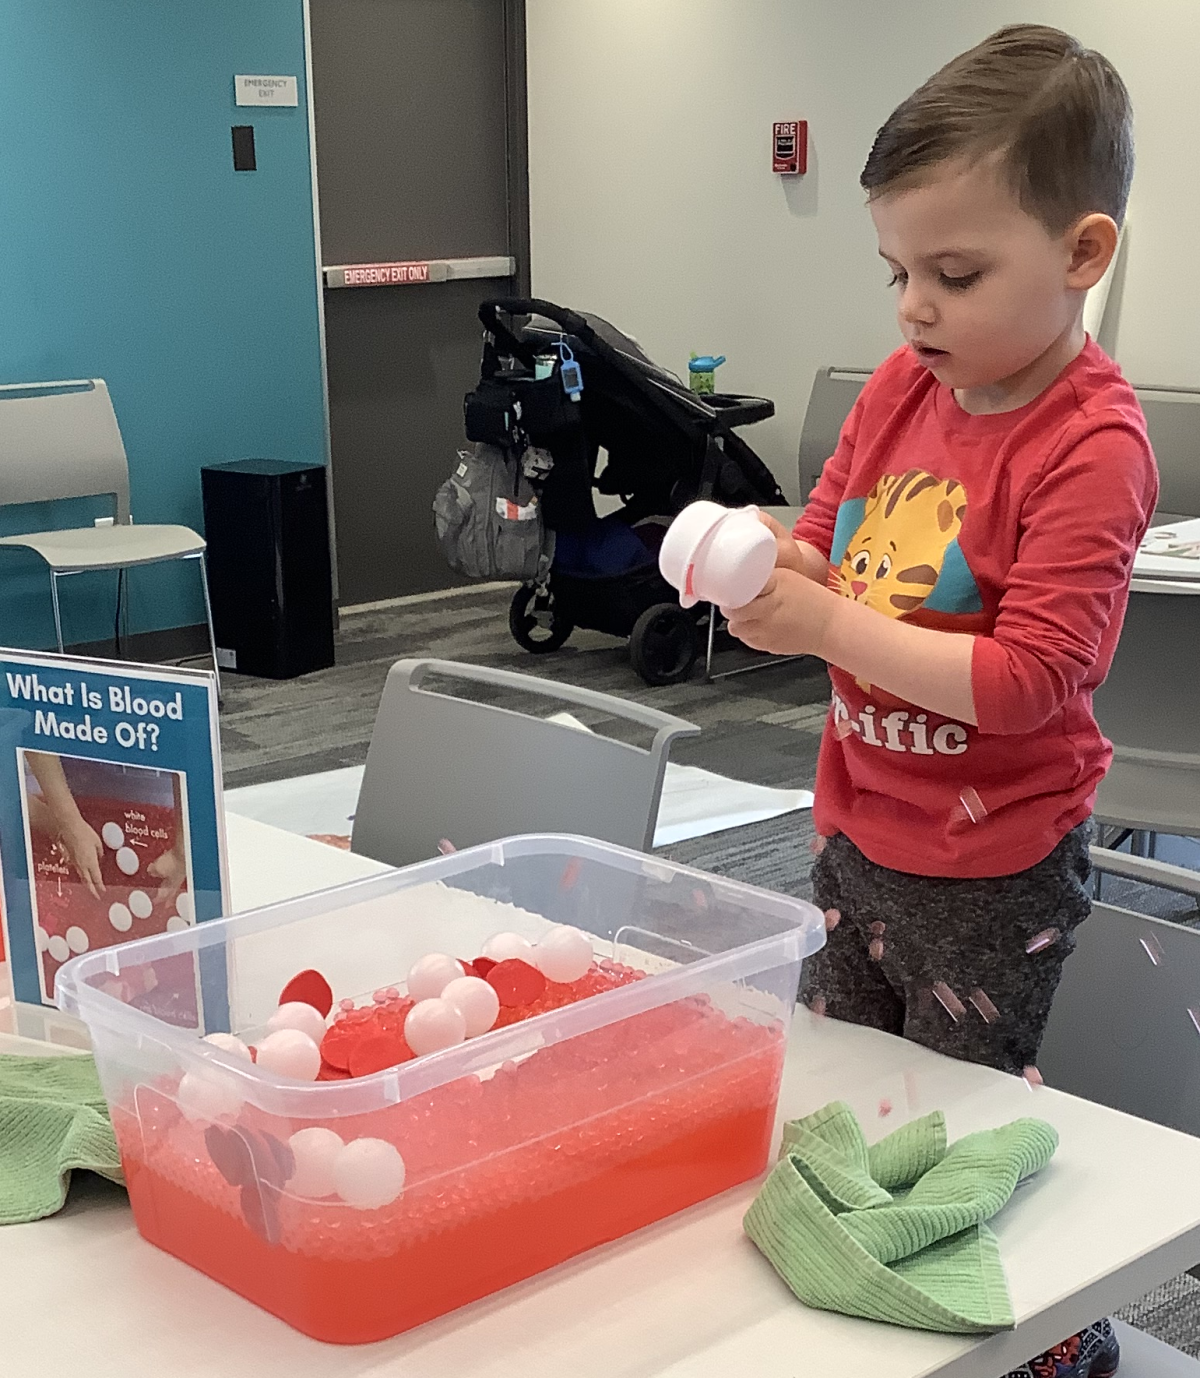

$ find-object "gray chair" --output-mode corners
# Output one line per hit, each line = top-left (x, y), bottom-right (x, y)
(713, 365), (872, 680)
(351, 658), (699, 866)
(0, 379), (220, 691)
(1040, 847), (1200, 1136)
(796, 365), (873, 504)
(1092, 585), (1200, 847)
(1134, 386), (1200, 519)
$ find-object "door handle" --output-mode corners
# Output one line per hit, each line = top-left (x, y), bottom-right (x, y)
(324, 255), (516, 288)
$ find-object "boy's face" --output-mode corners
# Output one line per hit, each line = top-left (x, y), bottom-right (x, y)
(870, 158), (1084, 394)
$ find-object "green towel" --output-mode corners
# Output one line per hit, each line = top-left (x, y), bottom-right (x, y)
(744, 1100), (1057, 1333)
(0, 1054), (124, 1224)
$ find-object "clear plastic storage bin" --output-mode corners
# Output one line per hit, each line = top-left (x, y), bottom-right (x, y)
(56, 834), (824, 1343)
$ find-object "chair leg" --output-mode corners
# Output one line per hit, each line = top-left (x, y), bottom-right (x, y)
(49, 571), (65, 654)
(197, 553), (223, 705)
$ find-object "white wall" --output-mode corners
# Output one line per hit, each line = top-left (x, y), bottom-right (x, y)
(526, 1), (1200, 498)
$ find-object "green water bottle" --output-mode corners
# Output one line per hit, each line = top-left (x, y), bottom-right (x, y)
(688, 353), (726, 395)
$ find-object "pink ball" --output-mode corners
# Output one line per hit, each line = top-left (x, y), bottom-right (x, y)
(406, 952), (464, 1002)
(403, 998), (467, 1057)
(533, 924), (594, 984)
(440, 975), (500, 1038)
(256, 1028), (322, 1081)
(267, 1001), (327, 1045)
(481, 930), (534, 963)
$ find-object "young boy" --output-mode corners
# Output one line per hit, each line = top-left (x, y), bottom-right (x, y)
(727, 25), (1157, 1378)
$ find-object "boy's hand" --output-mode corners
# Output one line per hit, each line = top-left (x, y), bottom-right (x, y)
(723, 568), (838, 656)
(756, 510), (807, 575)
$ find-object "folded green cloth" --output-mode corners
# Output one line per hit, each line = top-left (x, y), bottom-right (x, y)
(0, 1054), (124, 1224)
(743, 1100), (1057, 1333)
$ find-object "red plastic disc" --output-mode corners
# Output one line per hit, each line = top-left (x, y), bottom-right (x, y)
(319, 1021), (358, 1071)
(471, 956), (497, 979)
(348, 1031), (412, 1078)
(486, 958), (547, 1008)
(279, 969), (333, 1018)
(317, 1061), (351, 1081)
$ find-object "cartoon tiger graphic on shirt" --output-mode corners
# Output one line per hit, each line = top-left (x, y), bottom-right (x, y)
(827, 468), (983, 694)
(828, 468), (982, 620)
(830, 469), (968, 615)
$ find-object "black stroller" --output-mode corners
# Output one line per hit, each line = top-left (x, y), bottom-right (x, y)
(466, 299), (786, 685)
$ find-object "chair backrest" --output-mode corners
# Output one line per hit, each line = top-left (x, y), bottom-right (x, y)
(0, 379), (131, 524)
(351, 658), (700, 866)
(1094, 588), (1200, 756)
(1092, 586), (1200, 836)
(797, 367), (872, 501)
(1040, 855), (1200, 1135)
(1134, 385), (1200, 518)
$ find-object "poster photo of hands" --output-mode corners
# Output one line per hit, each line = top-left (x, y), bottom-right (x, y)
(0, 649), (226, 1016)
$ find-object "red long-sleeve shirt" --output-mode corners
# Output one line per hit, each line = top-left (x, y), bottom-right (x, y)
(795, 339), (1158, 878)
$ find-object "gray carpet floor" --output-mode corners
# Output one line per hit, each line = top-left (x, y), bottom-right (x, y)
(211, 583), (1198, 1357)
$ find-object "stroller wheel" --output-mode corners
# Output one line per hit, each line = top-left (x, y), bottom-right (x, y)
(509, 583), (574, 654)
(629, 603), (698, 686)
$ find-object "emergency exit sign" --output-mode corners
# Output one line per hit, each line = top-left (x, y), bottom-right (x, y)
(325, 261), (451, 288)
(235, 75), (299, 107)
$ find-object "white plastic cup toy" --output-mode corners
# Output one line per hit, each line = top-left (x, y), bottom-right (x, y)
(658, 502), (777, 610)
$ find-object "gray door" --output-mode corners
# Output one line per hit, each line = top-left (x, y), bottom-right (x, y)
(309, 0), (529, 604)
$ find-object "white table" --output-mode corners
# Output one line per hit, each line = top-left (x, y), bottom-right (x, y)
(4, 815), (1200, 1377)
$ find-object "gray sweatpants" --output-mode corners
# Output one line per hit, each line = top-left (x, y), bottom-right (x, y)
(802, 822), (1093, 1076)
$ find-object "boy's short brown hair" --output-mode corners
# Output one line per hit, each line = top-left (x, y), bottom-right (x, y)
(861, 24), (1133, 233)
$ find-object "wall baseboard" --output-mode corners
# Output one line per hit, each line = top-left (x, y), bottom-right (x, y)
(65, 623), (212, 666)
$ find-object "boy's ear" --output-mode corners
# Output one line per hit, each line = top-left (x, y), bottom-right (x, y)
(1065, 213), (1119, 290)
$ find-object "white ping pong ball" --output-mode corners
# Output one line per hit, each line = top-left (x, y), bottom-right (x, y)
(440, 975), (500, 1037)
(406, 952), (463, 1002)
(481, 931), (534, 964)
(334, 1137), (406, 1210)
(256, 1028), (322, 1081)
(403, 998), (467, 1057)
(288, 1127), (345, 1199)
(267, 1001), (328, 1045)
(533, 925), (594, 984)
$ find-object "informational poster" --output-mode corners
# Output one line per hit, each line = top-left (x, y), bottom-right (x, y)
(0, 650), (227, 1015)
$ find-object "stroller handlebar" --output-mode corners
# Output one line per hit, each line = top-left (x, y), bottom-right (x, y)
(479, 299), (596, 355)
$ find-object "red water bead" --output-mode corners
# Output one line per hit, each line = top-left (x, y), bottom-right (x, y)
(487, 958), (546, 1008)
(348, 1031), (413, 1077)
(279, 968), (333, 1018)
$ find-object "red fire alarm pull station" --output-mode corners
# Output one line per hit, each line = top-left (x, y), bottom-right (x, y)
(773, 120), (807, 174)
